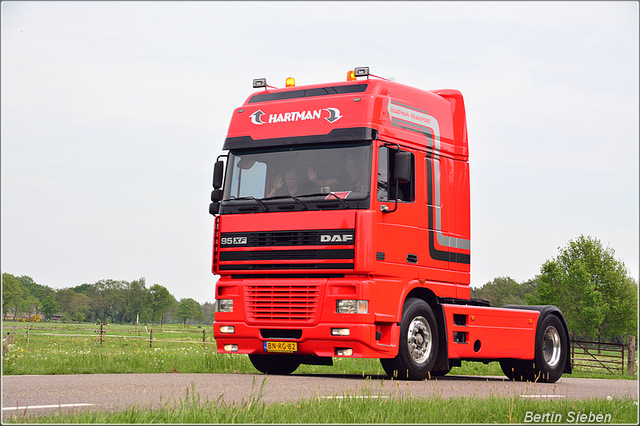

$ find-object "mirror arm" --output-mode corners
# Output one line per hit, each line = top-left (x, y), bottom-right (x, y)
(382, 180), (400, 214)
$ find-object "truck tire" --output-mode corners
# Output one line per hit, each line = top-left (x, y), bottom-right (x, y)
(249, 354), (301, 375)
(533, 314), (567, 383)
(500, 359), (533, 381)
(500, 314), (567, 383)
(380, 298), (438, 380)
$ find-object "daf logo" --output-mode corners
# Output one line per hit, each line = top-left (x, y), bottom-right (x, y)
(320, 234), (353, 243)
(221, 236), (248, 245)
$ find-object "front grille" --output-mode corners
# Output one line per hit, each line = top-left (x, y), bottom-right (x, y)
(218, 229), (356, 273)
(220, 249), (354, 261)
(249, 231), (320, 246)
(245, 284), (320, 323)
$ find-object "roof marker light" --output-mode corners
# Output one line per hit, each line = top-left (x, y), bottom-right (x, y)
(285, 77), (295, 87)
(347, 70), (356, 81)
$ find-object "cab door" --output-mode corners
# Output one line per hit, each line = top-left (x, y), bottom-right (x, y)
(371, 143), (421, 282)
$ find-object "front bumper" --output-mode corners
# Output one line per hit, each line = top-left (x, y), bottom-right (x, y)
(214, 321), (398, 359)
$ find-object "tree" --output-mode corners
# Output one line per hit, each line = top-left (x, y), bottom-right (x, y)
(71, 283), (92, 295)
(41, 294), (60, 320)
(176, 298), (202, 325)
(148, 284), (176, 326)
(2, 273), (25, 320)
(17, 275), (54, 302)
(55, 288), (75, 309)
(473, 276), (538, 307)
(69, 293), (92, 322)
(202, 302), (215, 324)
(474, 276), (521, 307)
(120, 278), (148, 325)
(536, 235), (637, 339)
(88, 279), (123, 323)
(22, 295), (41, 320)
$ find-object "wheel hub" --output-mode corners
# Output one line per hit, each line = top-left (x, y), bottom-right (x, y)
(542, 325), (561, 367)
(407, 316), (432, 364)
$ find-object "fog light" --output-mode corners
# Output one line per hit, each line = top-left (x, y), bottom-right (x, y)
(337, 300), (368, 314)
(335, 348), (353, 356)
(223, 344), (238, 352)
(331, 328), (350, 336)
(220, 326), (235, 334)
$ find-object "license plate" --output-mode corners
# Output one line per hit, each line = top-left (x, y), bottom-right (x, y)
(264, 341), (297, 353)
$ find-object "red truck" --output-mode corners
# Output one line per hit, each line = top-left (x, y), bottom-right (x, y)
(209, 67), (571, 382)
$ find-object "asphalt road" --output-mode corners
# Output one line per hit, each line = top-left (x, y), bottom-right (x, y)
(2, 373), (638, 420)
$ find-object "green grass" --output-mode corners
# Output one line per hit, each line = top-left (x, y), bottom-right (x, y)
(4, 379), (638, 424)
(3, 322), (638, 424)
(2, 321), (637, 379)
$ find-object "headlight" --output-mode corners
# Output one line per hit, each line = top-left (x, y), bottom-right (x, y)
(337, 300), (368, 314)
(215, 299), (233, 313)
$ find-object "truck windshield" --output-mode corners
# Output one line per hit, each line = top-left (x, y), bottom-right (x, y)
(223, 142), (372, 202)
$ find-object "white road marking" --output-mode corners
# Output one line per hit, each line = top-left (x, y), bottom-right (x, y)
(3, 403), (94, 411)
(520, 394), (565, 398)
(320, 395), (388, 399)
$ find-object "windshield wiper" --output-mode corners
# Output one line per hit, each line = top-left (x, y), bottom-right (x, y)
(298, 192), (349, 209)
(229, 196), (269, 212)
(262, 195), (308, 210)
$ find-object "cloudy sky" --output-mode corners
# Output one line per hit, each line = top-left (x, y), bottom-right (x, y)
(2, 1), (638, 304)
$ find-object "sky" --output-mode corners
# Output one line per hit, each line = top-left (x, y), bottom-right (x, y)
(2, 1), (638, 304)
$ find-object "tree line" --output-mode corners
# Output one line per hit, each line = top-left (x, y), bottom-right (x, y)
(472, 235), (637, 342)
(2, 235), (637, 339)
(2, 275), (213, 326)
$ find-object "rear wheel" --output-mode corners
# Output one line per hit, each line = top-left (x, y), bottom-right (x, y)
(381, 298), (439, 380)
(500, 359), (532, 381)
(249, 354), (301, 375)
(533, 315), (567, 383)
(500, 314), (567, 383)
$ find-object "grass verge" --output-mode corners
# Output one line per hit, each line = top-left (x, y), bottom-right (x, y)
(3, 379), (638, 424)
(3, 330), (636, 380)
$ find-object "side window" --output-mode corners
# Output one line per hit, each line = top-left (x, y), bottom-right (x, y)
(377, 147), (389, 201)
(377, 146), (414, 202)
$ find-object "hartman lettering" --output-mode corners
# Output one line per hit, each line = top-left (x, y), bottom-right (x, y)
(269, 110), (321, 123)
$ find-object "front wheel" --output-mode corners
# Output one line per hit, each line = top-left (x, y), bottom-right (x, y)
(381, 298), (439, 380)
(249, 354), (301, 375)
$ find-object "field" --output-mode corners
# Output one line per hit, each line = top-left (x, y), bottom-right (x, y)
(2, 321), (638, 423)
(3, 321), (636, 379)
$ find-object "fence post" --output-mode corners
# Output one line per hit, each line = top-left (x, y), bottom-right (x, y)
(150, 328), (153, 348)
(627, 335), (636, 376)
(3, 332), (10, 356)
(203, 329), (206, 348)
(27, 324), (30, 344)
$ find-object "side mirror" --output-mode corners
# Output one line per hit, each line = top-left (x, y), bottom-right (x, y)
(213, 160), (224, 189)
(209, 202), (220, 215)
(394, 151), (412, 183)
(211, 189), (223, 202)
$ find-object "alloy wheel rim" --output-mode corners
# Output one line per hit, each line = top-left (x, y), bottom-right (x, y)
(407, 316), (432, 363)
(542, 325), (561, 367)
